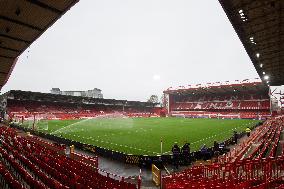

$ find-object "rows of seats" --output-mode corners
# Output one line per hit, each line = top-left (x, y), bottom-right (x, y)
(30, 136), (66, 152)
(0, 126), (137, 189)
(127, 112), (158, 117)
(162, 116), (284, 189)
(170, 93), (270, 119)
(30, 136), (99, 167)
(8, 100), (156, 120)
(162, 158), (284, 189)
(175, 94), (269, 102)
(0, 161), (24, 189)
(0, 145), (47, 189)
(259, 101), (270, 109)
(172, 100), (270, 111)
(247, 121), (283, 159)
(171, 111), (240, 119)
(171, 110), (270, 119)
(219, 117), (284, 163)
(240, 111), (270, 119)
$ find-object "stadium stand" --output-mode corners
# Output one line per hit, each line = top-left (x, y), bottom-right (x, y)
(0, 0), (283, 188)
(162, 116), (284, 189)
(4, 90), (159, 120)
(0, 125), (138, 189)
(164, 79), (272, 119)
(160, 0), (284, 186)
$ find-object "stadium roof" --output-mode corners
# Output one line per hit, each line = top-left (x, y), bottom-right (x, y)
(6, 90), (158, 107)
(164, 78), (269, 95)
(0, 0), (78, 90)
(219, 0), (284, 86)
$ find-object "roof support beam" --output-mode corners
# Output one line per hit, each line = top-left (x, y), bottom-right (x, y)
(245, 19), (281, 37)
(200, 88), (215, 95)
(246, 22), (279, 37)
(0, 55), (14, 59)
(254, 32), (284, 46)
(253, 42), (280, 52)
(278, 0), (282, 81)
(0, 15), (42, 31)
(0, 71), (8, 75)
(227, 3), (281, 24)
(0, 46), (20, 52)
(228, 1), (259, 13)
(258, 49), (283, 57)
(26, 0), (62, 14)
(246, 9), (279, 23)
(0, 34), (30, 43)
(261, 56), (284, 64)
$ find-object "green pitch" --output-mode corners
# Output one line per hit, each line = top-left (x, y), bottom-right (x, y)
(22, 117), (260, 155)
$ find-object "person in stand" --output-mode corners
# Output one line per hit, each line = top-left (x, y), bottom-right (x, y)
(212, 141), (220, 162)
(233, 131), (238, 144)
(213, 141), (219, 153)
(200, 144), (210, 160)
(245, 127), (251, 137)
(181, 142), (191, 165)
(172, 142), (181, 170)
(219, 141), (225, 154)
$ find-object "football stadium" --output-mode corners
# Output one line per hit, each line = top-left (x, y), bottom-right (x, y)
(0, 0), (284, 189)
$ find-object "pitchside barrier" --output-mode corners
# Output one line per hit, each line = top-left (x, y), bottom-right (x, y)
(10, 122), (261, 169)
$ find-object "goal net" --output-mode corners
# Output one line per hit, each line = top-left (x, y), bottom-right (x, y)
(23, 114), (49, 131)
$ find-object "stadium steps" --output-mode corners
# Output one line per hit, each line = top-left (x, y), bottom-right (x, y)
(265, 143), (275, 158)
(276, 141), (284, 156)
(276, 130), (284, 156)
(280, 130), (284, 140)
(265, 134), (281, 158)
(242, 143), (260, 159)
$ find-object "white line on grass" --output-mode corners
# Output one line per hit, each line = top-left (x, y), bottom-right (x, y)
(50, 118), (92, 135)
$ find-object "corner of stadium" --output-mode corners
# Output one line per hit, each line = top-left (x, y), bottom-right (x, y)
(0, 0), (283, 189)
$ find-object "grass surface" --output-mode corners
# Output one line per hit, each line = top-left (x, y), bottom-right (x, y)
(21, 117), (260, 155)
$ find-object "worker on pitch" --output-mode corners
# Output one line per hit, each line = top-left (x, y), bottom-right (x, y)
(245, 126), (251, 137)
(172, 142), (181, 170)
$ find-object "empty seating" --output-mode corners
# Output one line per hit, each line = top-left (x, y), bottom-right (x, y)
(0, 126), (137, 189)
(162, 116), (284, 189)
(170, 93), (271, 119)
(7, 100), (156, 121)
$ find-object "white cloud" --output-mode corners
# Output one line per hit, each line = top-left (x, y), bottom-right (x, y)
(153, 74), (161, 81)
(2, 0), (258, 101)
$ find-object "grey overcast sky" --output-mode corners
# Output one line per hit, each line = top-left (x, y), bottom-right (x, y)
(2, 0), (259, 101)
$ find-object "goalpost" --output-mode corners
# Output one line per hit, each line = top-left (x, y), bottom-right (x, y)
(34, 114), (49, 131)
(23, 114), (49, 131)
